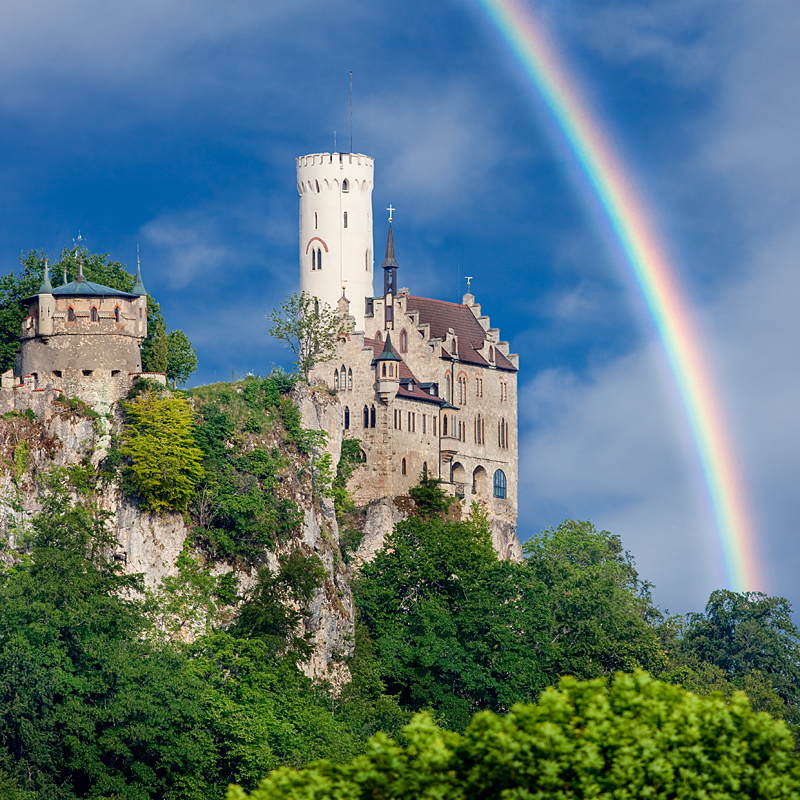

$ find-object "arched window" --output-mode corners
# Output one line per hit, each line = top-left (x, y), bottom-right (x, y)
(318, 248), (322, 270)
(493, 469), (507, 499)
(114, 306), (120, 322)
(359, 449), (367, 463)
(342, 179), (349, 192)
(443, 414), (448, 436)
(400, 330), (407, 352)
(388, 363), (394, 377)
(312, 249), (316, 270)
(445, 374), (451, 403)
(67, 306), (75, 322)
(376, 331), (382, 342)
(382, 363), (387, 377)
(333, 370), (339, 390)
(348, 368), (353, 390)
(363, 405), (369, 428)
(401, 458), (407, 476)
(423, 461), (428, 477)
(489, 346), (494, 362)
(90, 306), (98, 322)
(343, 211), (348, 228)
(341, 364), (346, 382)
(370, 405), (376, 428)
(344, 406), (350, 429)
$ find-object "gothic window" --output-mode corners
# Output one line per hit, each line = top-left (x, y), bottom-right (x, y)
(344, 406), (350, 429)
(318, 248), (322, 270)
(493, 469), (507, 499)
(90, 307), (98, 322)
(363, 405), (369, 428)
(359, 449), (367, 463)
(348, 368), (353, 390)
(400, 330), (407, 352)
(343, 212), (348, 228)
(334, 370), (339, 390)
(376, 331), (382, 342)
(382, 363), (387, 377)
(370, 405), (376, 428)
(445, 374), (451, 403)
(114, 306), (120, 322)
(67, 306), (75, 322)
(342, 179), (349, 192)
(389, 363), (394, 377)
(401, 458), (407, 476)
(312, 249), (316, 270)
(443, 414), (448, 436)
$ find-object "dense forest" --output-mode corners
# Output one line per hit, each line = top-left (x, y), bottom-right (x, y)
(0, 252), (798, 798)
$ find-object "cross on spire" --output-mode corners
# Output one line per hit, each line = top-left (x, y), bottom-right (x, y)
(466, 276), (473, 290)
(386, 205), (395, 222)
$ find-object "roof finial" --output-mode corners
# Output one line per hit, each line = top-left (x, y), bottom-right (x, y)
(38, 257), (53, 294)
(132, 244), (147, 296)
(466, 276), (473, 290)
(76, 253), (86, 283)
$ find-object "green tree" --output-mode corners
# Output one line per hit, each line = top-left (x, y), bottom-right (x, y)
(121, 390), (205, 513)
(167, 328), (199, 386)
(144, 319), (169, 374)
(523, 519), (666, 679)
(267, 291), (353, 382)
(354, 505), (552, 730)
(229, 671), (800, 800)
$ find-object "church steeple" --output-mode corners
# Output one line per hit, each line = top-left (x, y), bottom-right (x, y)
(381, 221), (398, 329)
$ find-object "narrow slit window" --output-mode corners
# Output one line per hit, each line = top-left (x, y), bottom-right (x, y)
(343, 211), (348, 228)
(401, 458), (407, 476)
(370, 405), (376, 428)
(344, 406), (350, 429)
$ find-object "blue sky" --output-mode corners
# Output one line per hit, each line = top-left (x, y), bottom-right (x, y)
(1, 0), (798, 615)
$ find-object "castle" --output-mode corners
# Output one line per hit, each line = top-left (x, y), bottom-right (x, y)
(299, 152), (521, 557)
(6, 253), (165, 415)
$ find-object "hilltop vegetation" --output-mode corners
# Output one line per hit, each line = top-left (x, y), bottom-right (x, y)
(0, 376), (797, 797)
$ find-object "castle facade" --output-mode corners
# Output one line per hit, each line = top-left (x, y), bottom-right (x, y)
(299, 152), (520, 557)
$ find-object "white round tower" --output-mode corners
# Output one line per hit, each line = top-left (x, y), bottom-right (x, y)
(297, 152), (375, 331)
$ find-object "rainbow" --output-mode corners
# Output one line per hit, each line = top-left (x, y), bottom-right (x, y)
(475, 0), (764, 592)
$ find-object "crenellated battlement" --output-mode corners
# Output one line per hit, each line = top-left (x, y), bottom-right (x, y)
(296, 152), (374, 168)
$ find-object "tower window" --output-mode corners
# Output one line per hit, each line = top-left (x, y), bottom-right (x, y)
(375, 331), (382, 342)
(370, 405), (376, 428)
(493, 469), (507, 499)
(363, 405), (369, 428)
(422, 462), (428, 478)
(442, 415), (448, 436)
(334, 370), (339, 390)
(348, 368), (353, 390)
(67, 306), (75, 322)
(318, 248), (322, 270)
(315, 212), (318, 229)
(312, 249), (316, 270)
(382, 363), (387, 377)
(344, 406), (350, 429)
(315, 180), (320, 193)
(90, 307), (98, 323)
(342, 179), (349, 192)
(114, 306), (120, 322)
(343, 211), (348, 228)
(401, 458), (407, 476)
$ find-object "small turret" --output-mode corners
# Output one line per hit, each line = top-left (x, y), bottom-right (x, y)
(38, 258), (54, 338)
(132, 246), (147, 296)
(374, 331), (401, 402)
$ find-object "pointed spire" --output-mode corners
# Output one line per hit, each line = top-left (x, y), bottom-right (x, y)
(380, 222), (399, 270)
(374, 331), (401, 362)
(76, 254), (86, 283)
(38, 257), (53, 294)
(132, 244), (147, 296)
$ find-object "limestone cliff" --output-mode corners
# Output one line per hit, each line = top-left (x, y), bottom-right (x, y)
(0, 381), (353, 682)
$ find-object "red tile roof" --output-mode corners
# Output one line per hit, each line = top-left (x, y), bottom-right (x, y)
(404, 296), (517, 372)
(363, 337), (442, 404)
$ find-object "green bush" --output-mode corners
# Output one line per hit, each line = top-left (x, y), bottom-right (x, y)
(120, 392), (205, 513)
(228, 671), (800, 800)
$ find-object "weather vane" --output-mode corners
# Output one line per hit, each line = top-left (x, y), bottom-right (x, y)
(72, 231), (85, 251)
(387, 205), (395, 223)
(466, 276), (473, 290)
